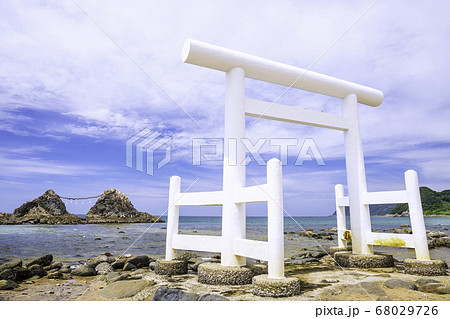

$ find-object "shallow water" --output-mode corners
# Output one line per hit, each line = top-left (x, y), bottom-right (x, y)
(0, 216), (448, 265)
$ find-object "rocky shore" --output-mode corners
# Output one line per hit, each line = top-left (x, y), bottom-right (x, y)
(1, 246), (448, 301)
(0, 189), (163, 225)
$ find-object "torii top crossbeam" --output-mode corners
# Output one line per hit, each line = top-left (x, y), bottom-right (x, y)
(182, 39), (383, 107)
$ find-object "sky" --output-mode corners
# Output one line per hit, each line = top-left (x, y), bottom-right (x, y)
(1, 0), (450, 217)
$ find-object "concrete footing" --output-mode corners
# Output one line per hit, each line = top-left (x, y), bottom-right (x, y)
(330, 246), (352, 256)
(197, 262), (254, 285)
(334, 252), (394, 268)
(252, 275), (301, 297)
(155, 259), (188, 276)
(404, 259), (448, 276)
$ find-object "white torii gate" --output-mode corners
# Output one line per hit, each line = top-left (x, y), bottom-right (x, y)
(164, 39), (430, 280)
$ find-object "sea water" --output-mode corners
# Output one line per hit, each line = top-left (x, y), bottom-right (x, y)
(0, 216), (449, 265)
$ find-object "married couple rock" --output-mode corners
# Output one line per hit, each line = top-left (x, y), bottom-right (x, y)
(0, 189), (163, 225)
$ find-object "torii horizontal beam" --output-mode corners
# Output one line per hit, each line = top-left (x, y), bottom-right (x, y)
(182, 39), (383, 107)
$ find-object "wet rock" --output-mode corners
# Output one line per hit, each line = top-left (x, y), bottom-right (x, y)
(428, 231), (447, 238)
(299, 231), (321, 238)
(384, 279), (416, 290)
(14, 267), (32, 281)
(86, 189), (163, 224)
(0, 279), (18, 290)
(111, 259), (126, 269)
(47, 271), (63, 279)
(105, 272), (122, 283)
(152, 286), (200, 301)
(60, 266), (71, 273)
(123, 262), (137, 271)
(71, 265), (96, 276)
(95, 262), (112, 275)
(127, 255), (150, 268)
(399, 224), (410, 228)
(107, 273), (130, 283)
(0, 259), (22, 272)
(27, 254), (53, 268)
(291, 250), (326, 259)
(29, 264), (47, 277)
(100, 280), (155, 299)
(44, 261), (62, 271)
(86, 255), (108, 268)
(0, 269), (16, 281)
(432, 237), (450, 248)
(289, 258), (319, 265)
(324, 235), (334, 240)
(199, 294), (229, 301)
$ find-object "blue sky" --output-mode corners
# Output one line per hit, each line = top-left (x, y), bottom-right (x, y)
(1, 1), (450, 217)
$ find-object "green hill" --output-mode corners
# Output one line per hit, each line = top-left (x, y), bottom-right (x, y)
(331, 187), (450, 216)
(391, 187), (450, 215)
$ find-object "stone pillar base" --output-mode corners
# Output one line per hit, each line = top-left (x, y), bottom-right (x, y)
(252, 275), (301, 297)
(404, 259), (448, 276)
(155, 259), (187, 276)
(197, 262), (254, 285)
(334, 252), (394, 268)
(330, 246), (352, 256)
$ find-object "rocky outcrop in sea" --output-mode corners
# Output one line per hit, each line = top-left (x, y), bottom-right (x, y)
(0, 190), (83, 225)
(85, 189), (163, 224)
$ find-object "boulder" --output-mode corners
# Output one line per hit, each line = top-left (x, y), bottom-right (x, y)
(111, 260), (126, 270)
(0, 269), (16, 281)
(71, 265), (96, 276)
(86, 255), (108, 268)
(105, 272), (122, 283)
(123, 262), (137, 271)
(417, 283), (449, 294)
(289, 258), (319, 265)
(428, 231), (447, 238)
(0, 279), (18, 290)
(44, 262), (62, 271)
(0, 259), (22, 272)
(100, 280), (155, 299)
(95, 262), (112, 275)
(415, 278), (441, 287)
(47, 271), (63, 279)
(152, 286), (200, 301)
(199, 294), (229, 301)
(13, 267), (32, 281)
(384, 279), (416, 290)
(26, 254), (53, 268)
(29, 264), (47, 277)
(85, 189), (163, 223)
(127, 255), (150, 268)
(60, 266), (71, 273)
(9, 190), (83, 225)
